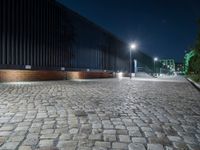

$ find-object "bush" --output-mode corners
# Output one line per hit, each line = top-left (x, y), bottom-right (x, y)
(189, 74), (200, 82)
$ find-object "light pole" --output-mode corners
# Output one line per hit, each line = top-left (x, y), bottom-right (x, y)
(154, 57), (158, 76)
(130, 43), (137, 79)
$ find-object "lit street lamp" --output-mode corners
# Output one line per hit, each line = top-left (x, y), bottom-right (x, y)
(154, 57), (158, 76)
(130, 43), (137, 79)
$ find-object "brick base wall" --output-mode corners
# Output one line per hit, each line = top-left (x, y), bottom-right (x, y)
(0, 70), (114, 82)
(66, 71), (113, 80)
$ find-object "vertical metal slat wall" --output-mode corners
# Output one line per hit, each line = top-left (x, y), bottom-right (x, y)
(0, 0), (131, 72)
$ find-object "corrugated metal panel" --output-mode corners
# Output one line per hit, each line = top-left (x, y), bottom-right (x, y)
(0, 0), (153, 72)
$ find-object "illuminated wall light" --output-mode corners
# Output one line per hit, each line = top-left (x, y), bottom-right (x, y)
(4, 82), (34, 85)
(25, 65), (31, 70)
(61, 67), (65, 71)
(116, 72), (123, 79)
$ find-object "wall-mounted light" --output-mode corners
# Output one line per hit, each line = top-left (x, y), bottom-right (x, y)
(116, 72), (123, 79)
(25, 65), (31, 70)
(61, 67), (65, 71)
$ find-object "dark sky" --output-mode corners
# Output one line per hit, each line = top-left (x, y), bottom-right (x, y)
(58, 0), (200, 62)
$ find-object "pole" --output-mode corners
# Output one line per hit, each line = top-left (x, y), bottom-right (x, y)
(130, 48), (132, 79)
(154, 61), (155, 76)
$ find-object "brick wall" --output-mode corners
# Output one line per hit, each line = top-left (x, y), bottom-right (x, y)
(67, 71), (114, 79)
(0, 70), (65, 82)
(0, 70), (114, 82)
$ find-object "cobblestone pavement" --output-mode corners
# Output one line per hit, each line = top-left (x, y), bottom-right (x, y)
(0, 77), (200, 150)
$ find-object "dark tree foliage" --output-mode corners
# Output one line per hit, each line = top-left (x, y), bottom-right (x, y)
(185, 19), (200, 79)
(195, 20), (200, 52)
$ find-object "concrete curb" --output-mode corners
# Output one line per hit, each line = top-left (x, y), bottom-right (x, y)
(187, 78), (200, 91)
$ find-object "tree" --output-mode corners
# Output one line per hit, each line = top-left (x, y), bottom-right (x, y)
(190, 53), (200, 74)
(184, 50), (195, 74)
(184, 20), (200, 75)
(194, 20), (200, 53)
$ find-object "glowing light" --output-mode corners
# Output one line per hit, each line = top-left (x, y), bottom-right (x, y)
(154, 57), (158, 61)
(116, 72), (123, 79)
(130, 43), (137, 50)
(3, 82), (35, 85)
(25, 65), (31, 69)
(61, 67), (65, 71)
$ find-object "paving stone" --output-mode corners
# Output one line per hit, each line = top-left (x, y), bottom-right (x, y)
(69, 128), (79, 134)
(116, 129), (128, 135)
(78, 139), (94, 147)
(144, 131), (155, 137)
(103, 124), (114, 129)
(1, 142), (19, 149)
(112, 142), (128, 149)
(41, 129), (54, 135)
(73, 134), (88, 140)
(187, 144), (200, 150)
(141, 127), (152, 132)
(8, 135), (25, 142)
(0, 131), (12, 136)
(103, 130), (116, 135)
(164, 146), (173, 150)
(40, 133), (59, 139)
(0, 78), (199, 149)
(59, 133), (72, 140)
(95, 141), (111, 148)
(92, 124), (102, 129)
(147, 144), (164, 150)
(127, 126), (140, 131)
(18, 146), (32, 150)
(183, 136), (197, 144)
(78, 147), (92, 150)
(92, 147), (107, 150)
(39, 140), (54, 147)
(129, 130), (142, 137)
(132, 137), (147, 144)
(0, 137), (7, 145)
(89, 134), (102, 140)
(23, 136), (39, 146)
(74, 110), (87, 117)
(0, 124), (15, 131)
(57, 141), (78, 148)
(39, 146), (59, 150)
(115, 125), (126, 129)
(128, 143), (146, 150)
(173, 142), (189, 149)
(103, 134), (117, 142)
(148, 136), (171, 145)
(167, 136), (182, 142)
(119, 135), (131, 143)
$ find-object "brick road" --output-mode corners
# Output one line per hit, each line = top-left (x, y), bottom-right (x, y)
(0, 77), (199, 150)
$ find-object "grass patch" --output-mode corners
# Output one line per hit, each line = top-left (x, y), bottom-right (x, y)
(188, 74), (200, 82)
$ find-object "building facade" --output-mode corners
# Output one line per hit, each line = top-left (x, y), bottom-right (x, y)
(0, 0), (153, 81)
(175, 63), (184, 73)
(160, 59), (175, 75)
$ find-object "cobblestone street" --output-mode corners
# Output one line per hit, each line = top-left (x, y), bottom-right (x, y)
(0, 77), (200, 150)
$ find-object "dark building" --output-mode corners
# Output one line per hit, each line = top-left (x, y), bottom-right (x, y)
(0, 0), (153, 81)
(175, 63), (184, 73)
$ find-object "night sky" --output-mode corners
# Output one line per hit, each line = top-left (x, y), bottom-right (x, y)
(58, 0), (200, 62)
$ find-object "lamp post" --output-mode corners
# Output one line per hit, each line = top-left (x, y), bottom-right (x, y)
(130, 43), (137, 79)
(154, 57), (158, 76)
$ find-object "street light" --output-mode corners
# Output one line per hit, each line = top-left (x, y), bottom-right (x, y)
(154, 57), (158, 76)
(130, 43), (137, 79)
